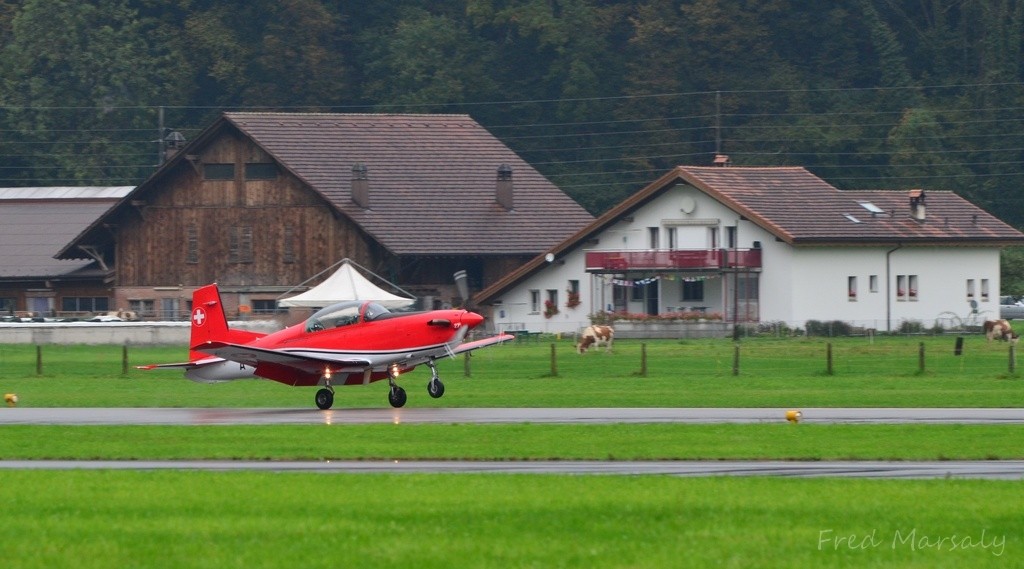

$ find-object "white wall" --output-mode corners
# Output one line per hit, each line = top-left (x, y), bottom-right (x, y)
(489, 246), (593, 334)
(485, 181), (1005, 333)
(781, 247), (999, 330)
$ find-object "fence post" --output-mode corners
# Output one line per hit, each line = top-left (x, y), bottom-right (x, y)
(550, 343), (558, 377)
(954, 337), (964, 356)
(640, 343), (647, 377)
(36, 345), (42, 376)
(732, 342), (740, 376)
(918, 342), (925, 373)
(1011, 344), (1017, 374)
(826, 342), (833, 375)
(464, 353), (471, 377)
(122, 344), (129, 376)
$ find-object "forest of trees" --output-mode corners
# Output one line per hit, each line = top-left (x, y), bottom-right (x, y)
(3, 0), (1024, 240)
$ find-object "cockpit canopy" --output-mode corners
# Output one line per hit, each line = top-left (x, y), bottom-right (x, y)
(304, 301), (391, 332)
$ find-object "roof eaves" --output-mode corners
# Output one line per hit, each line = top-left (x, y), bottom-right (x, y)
(474, 169), (685, 305)
(674, 167), (799, 244)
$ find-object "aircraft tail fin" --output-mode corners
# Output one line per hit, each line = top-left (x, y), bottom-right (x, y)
(189, 284), (230, 361)
(187, 284), (266, 361)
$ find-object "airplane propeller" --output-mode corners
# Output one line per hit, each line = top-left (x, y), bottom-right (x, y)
(453, 269), (469, 308)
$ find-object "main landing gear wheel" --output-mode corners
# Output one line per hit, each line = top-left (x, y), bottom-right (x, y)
(388, 386), (407, 408)
(315, 388), (334, 410)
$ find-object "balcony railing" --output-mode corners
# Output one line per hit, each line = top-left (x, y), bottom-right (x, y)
(585, 249), (762, 272)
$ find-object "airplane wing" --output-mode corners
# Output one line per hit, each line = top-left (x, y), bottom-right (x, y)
(197, 341), (372, 373)
(450, 333), (516, 355)
(137, 357), (223, 370)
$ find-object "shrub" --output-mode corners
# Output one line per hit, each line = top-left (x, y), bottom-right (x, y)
(805, 319), (853, 337)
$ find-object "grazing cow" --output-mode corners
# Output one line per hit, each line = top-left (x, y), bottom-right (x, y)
(577, 325), (614, 354)
(984, 319), (1019, 343)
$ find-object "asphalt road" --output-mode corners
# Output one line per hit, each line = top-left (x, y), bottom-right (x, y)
(1, 406), (1023, 425)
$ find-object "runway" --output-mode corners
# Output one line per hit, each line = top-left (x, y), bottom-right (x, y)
(1, 406), (1023, 425)
(0, 459), (1022, 479)
(4, 407), (1022, 478)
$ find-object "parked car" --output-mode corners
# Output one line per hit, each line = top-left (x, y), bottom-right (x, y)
(999, 296), (1024, 320)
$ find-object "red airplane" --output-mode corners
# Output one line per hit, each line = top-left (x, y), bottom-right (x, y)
(140, 283), (513, 409)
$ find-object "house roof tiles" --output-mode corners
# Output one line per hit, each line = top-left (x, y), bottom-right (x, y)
(474, 165), (1024, 305)
(223, 113), (594, 255)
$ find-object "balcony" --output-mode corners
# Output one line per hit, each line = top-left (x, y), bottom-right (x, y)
(585, 249), (762, 272)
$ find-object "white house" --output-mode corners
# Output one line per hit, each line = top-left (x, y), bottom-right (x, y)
(474, 163), (1024, 335)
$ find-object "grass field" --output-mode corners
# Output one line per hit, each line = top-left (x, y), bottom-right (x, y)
(0, 336), (1021, 567)
(0, 336), (1022, 408)
(0, 472), (1017, 568)
(1, 423), (1023, 461)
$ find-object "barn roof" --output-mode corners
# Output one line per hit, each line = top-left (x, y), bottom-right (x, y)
(220, 112), (593, 255)
(474, 166), (1024, 305)
(58, 113), (593, 260)
(0, 186), (131, 279)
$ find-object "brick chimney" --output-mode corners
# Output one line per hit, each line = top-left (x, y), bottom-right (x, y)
(351, 163), (369, 209)
(496, 164), (514, 210)
(909, 189), (926, 221)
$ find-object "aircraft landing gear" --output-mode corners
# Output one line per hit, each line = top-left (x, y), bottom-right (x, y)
(426, 359), (445, 399)
(388, 385), (407, 408)
(386, 368), (407, 408)
(315, 386), (334, 410)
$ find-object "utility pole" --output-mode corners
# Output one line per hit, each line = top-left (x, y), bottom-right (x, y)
(157, 106), (165, 166)
(715, 91), (721, 155)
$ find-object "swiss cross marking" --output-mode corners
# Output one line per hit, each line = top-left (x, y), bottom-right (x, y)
(192, 307), (207, 327)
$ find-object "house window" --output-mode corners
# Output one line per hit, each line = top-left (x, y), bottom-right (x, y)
(667, 227), (678, 250)
(648, 227), (660, 249)
(0, 298), (14, 312)
(229, 226), (253, 264)
(283, 226), (295, 264)
(708, 227), (719, 249)
(186, 224), (199, 264)
(61, 297), (109, 313)
(869, 275), (878, 293)
(726, 226), (737, 248)
(981, 279), (990, 301)
(252, 299), (282, 314)
(160, 298), (179, 319)
(848, 276), (857, 300)
(568, 280), (580, 295)
(966, 279), (975, 299)
(908, 275), (918, 301)
(546, 289), (558, 306)
(682, 280), (704, 301)
(245, 163), (278, 180)
(897, 275), (907, 300)
(529, 290), (541, 313)
(203, 163), (234, 180)
(129, 299), (156, 318)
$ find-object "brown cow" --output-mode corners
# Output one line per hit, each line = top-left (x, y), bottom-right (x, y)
(984, 319), (1019, 343)
(577, 325), (614, 354)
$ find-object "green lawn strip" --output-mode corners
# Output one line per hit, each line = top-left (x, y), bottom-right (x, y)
(2, 424), (1023, 461)
(0, 472), (1017, 568)
(2, 337), (1023, 408)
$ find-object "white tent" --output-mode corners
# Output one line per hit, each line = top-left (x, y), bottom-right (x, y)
(278, 259), (415, 309)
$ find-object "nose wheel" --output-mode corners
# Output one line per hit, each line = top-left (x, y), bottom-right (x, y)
(315, 387), (334, 410)
(426, 359), (445, 398)
(386, 366), (407, 408)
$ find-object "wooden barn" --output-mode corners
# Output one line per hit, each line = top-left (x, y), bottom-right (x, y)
(56, 112), (594, 320)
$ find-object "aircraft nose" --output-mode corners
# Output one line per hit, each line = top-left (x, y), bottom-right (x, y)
(461, 311), (484, 329)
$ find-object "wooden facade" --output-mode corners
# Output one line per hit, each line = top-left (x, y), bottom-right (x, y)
(59, 113), (594, 320)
